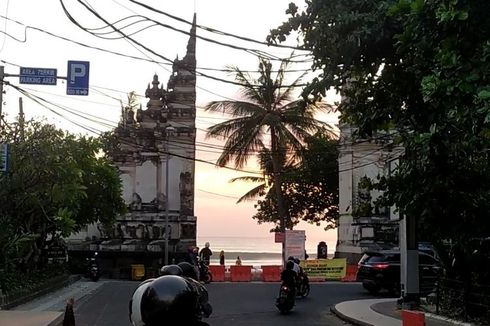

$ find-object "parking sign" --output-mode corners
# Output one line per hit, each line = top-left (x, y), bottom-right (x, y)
(67, 61), (90, 95)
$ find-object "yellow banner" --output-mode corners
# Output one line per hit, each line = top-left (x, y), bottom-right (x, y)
(300, 258), (347, 280)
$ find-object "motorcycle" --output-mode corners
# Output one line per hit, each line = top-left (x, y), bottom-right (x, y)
(275, 284), (295, 314)
(86, 253), (100, 282)
(296, 272), (310, 298)
(198, 260), (213, 284)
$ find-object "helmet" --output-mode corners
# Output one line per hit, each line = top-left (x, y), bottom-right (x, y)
(129, 278), (155, 326)
(160, 264), (183, 276)
(177, 262), (199, 280)
(129, 275), (201, 326)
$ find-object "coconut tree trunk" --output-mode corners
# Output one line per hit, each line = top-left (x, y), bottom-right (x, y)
(270, 127), (288, 265)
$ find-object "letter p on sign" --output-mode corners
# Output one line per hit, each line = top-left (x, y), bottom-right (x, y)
(67, 61), (90, 96)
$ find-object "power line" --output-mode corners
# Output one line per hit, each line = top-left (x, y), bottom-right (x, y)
(125, 0), (309, 52)
(0, 15), (312, 74)
(59, 0), (313, 89)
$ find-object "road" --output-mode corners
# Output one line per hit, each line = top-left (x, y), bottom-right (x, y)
(68, 279), (377, 326)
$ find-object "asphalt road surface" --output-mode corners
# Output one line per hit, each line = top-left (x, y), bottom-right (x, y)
(71, 279), (377, 326)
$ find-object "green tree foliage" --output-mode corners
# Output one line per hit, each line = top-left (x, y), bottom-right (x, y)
(0, 120), (126, 271)
(205, 58), (333, 233)
(269, 0), (490, 270)
(252, 132), (339, 230)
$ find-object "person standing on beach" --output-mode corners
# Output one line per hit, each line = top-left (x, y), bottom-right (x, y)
(219, 250), (225, 266)
(199, 242), (213, 265)
(235, 256), (242, 265)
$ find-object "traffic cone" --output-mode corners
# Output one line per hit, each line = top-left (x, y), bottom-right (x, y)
(63, 298), (75, 326)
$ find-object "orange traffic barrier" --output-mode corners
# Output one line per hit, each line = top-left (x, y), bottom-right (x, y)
(402, 310), (425, 326)
(208, 265), (225, 282)
(261, 265), (282, 282)
(341, 264), (358, 282)
(230, 265), (252, 282)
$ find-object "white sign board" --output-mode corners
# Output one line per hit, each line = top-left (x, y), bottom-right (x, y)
(285, 230), (306, 260)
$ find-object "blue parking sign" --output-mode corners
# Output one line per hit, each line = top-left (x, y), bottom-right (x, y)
(67, 61), (90, 95)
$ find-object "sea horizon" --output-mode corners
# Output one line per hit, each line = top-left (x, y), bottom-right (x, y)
(197, 234), (336, 267)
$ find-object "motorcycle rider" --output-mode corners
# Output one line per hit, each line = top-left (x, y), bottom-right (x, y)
(294, 257), (310, 296)
(199, 242), (212, 265)
(287, 256), (301, 275)
(280, 260), (297, 297)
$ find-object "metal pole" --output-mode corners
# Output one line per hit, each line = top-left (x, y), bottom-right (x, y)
(0, 66), (4, 130)
(164, 126), (175, 266)
(164, 138), (170, 266)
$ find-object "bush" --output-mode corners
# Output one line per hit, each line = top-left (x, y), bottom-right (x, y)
(0, 264), (67, 294)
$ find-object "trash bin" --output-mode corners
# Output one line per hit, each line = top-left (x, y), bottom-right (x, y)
(317, 241), (328, 259)
(131, 264), (145, 281)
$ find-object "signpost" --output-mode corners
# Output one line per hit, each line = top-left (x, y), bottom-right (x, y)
(67, 61), (90, 95)
(285, 230), (306, 260)
(19, 67), (57, 85)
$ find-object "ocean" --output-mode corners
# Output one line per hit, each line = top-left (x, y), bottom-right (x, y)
(196, 235), (335, 267)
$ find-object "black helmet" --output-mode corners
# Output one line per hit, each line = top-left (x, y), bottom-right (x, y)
(177, 262), (199, 280)
(129, 275), (201, 326)
(160, 264), (183, 276)
(129, 278), (155, 326)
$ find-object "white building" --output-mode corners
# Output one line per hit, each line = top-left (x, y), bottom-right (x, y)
(335, 123), (402, 264)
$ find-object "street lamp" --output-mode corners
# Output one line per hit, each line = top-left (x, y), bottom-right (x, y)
(164, 125), (176, 265)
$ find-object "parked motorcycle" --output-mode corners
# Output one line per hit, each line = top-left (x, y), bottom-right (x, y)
(198, 260), (213, 284)
(275, 284), (295, 314)
(86, 252), (100, 282)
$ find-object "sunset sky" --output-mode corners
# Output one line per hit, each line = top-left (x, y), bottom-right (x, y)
(0, 0), (340, 253)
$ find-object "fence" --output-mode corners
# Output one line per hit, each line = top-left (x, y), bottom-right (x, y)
(433, 277), (490, 324)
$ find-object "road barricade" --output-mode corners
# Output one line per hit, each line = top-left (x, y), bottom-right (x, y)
(341, 265), (358, 282)
(230, 265), (252, 282)
(261, 265), (282, 282)
(209, 265), (225, 282)
(402, 310), (425, 326)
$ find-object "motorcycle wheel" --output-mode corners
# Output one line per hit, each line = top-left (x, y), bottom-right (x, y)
(276, 298), (291, 314)
(202, 272), (212, 284)
(300, 283), (310, 298)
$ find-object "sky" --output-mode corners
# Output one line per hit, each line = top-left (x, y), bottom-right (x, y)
(0, 0), (340, 254)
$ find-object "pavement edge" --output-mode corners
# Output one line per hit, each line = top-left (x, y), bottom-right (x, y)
(330, 305), (374, 326)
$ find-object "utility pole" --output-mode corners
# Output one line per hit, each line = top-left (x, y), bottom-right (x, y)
(18, 97), (25, 140)
(400, 214), (420, 308)
(0, 66), (4, 130)
(164, 125), (176, 266)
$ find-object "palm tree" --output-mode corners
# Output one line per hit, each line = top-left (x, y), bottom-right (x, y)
(229, 148), (282, 204)
(205, 57), (333, 262)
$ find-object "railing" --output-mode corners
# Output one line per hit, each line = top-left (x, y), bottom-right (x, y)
(431, 277), (490, 324)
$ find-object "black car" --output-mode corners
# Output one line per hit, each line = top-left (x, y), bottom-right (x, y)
(356, 250), (442, 295)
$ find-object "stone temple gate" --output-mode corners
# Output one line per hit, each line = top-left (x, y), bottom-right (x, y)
(66, 15), (198, 277)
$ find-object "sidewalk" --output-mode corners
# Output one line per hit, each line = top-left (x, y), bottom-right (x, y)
(332, 298), (474, 326)
(0, 278), (104, 326)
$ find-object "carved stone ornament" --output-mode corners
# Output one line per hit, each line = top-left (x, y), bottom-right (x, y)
(179, 172), (194, 215)
(130, 192), (142, 211)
